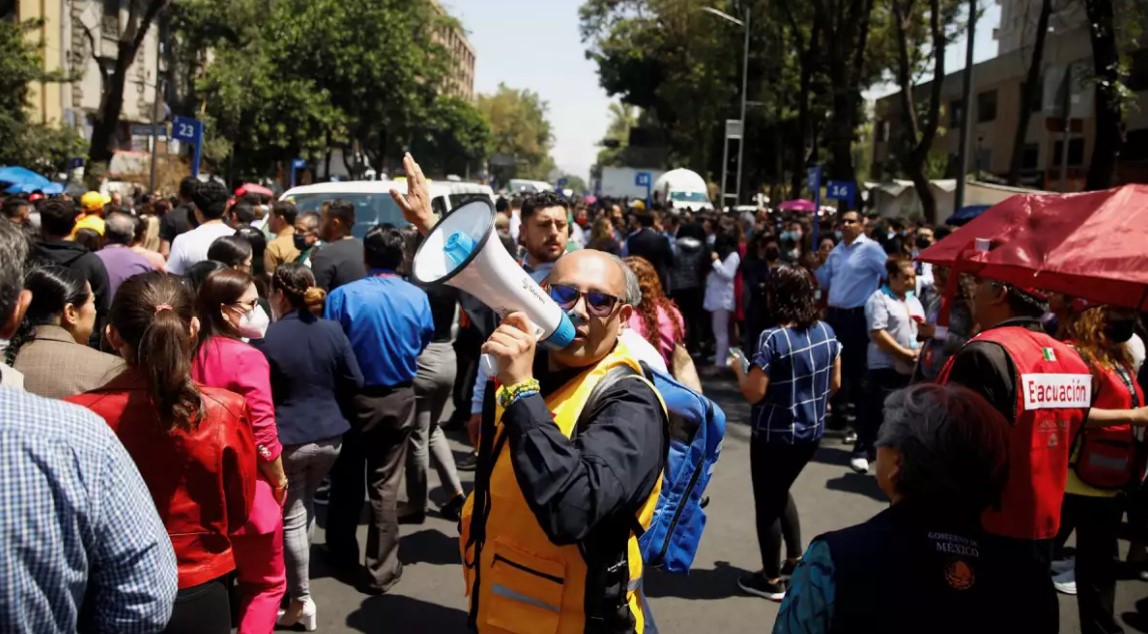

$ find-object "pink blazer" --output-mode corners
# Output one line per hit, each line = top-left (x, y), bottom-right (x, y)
(192, 336), (282, 534)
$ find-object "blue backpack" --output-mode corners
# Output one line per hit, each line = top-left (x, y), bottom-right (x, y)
(579, 363), (726, 574)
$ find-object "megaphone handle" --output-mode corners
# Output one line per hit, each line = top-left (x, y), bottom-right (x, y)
(481, 353), (498, 379)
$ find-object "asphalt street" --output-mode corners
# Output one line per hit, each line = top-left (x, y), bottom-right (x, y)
(294, 374), (1148, 633)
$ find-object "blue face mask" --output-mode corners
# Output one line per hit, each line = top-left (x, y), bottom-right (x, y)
(834, 230), (844, 240)
(780, 231), (793, 242)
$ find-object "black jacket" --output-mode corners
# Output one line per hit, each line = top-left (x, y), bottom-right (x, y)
(33, 240), (111, 348)
(819, 503), (1057, 634)
(626, 228), (673, 292)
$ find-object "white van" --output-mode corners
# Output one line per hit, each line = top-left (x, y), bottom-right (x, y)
(280, 180), (494, 238)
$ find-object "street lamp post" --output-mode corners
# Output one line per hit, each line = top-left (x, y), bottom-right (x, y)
(701, 5), (750, 207)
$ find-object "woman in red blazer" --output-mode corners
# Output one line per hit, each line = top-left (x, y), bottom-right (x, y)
(67, 272), (257, 634)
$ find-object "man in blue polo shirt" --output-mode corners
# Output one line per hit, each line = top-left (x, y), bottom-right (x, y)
(816, 210), (888, 437)
(323, 223), (434, 595)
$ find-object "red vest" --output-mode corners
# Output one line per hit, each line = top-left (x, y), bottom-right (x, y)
(1068, 357), (1143, 490)
(938, 327), (1091, 540)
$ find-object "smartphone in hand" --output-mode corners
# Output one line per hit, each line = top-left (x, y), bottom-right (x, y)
(727, 347), (751, 374)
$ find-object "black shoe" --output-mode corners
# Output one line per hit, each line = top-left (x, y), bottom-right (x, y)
(700, 495), (711, 509)
(456, 452), (478, 472)
(780, 559), (801, 579)
(440, 495), (465, 522)
(738, 572), (786, 601)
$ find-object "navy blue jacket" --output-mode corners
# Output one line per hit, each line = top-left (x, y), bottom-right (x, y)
(254, 309), (364, 446)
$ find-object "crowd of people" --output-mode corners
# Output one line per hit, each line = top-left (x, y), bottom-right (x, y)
(1, 151), (1147, 634)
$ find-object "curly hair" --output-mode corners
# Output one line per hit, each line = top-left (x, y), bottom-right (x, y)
(623, 256), (683, 350)
(1064, 305), (1134, 371)
(770, 265), (819, 330)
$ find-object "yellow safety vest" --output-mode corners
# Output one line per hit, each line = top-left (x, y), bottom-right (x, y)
(459, 341), (664, 634)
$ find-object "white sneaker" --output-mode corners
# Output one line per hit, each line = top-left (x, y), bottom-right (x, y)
(849, 456), (870, 474)
(1050, 557), (1074, 576)
(1053, 569), (1077, 595)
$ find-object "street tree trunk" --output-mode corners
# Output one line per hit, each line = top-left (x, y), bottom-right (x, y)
(1085, 0), (1123, 190)
(893, 0), (946, 223)
(87, 0), (169, 167)
(818, 0), (877, 205)
(782, 0), (821, 199)
(1007, 0), (1053, 186)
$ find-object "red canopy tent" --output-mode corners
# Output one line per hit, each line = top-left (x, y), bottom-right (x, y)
(917, 185), (1148, 309)
(235, 183), (274, 198)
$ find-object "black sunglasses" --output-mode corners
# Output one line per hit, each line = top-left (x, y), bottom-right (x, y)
(547, 283), (621, 317)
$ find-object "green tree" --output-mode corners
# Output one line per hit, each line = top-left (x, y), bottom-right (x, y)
(596, 101), (639, 167)
(478, 83), (556, 182)
(0, 17), (86, 175)
(81, 0), (169, 168)
(890, 0), (954, 223)
(560, 174), (589, 193)
(410, 96), (493, 178)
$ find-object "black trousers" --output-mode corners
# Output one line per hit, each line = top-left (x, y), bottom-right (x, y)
(451, 324), (483, 425)
(826, 307), (868, 429)
(750, 436), (820, 579)
(854, 367), (912, 459)
(1064, 493), (1125, 634)
(326, 385), (416, 592)
(162, 577), (231, 634)
(672, 287), (706, 355)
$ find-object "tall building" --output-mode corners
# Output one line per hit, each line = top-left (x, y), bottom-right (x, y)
(430, 1), (476, 101)
(14, 0), (161, 151)
(873, 16), (1148, 194)
(994, 0), (1087, 56)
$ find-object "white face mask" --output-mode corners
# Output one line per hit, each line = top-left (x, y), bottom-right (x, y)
(235, 304), (270, 340)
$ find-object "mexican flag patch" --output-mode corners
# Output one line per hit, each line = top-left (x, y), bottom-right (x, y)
(1042, 348), (1057, 361)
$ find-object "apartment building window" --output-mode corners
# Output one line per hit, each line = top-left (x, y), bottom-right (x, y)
(977, 89), (997, 122)
(1030, 75), (1044, 113)
(1051, 138), (1085, 166)
(950, 99), (964, 127)
(1128, 48), (1148, 91)
(1123, 129), (1148, 161)
(1022, 143), (1040, 170)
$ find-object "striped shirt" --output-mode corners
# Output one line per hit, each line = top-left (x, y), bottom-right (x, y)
(750, 322), (841, 444)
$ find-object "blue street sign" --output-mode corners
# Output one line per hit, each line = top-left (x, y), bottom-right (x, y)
(172, 116), (204, 177)
(290, 158), (306, 188)
(808, 166), (823, 244)
(826, 180), (856, 205)
(67, 157), (84, 170)
(635, 172), (651, 187)
(557, 177), (568, 189)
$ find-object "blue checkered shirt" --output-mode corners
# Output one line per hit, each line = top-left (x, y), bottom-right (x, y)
(0, 387), (177, 632)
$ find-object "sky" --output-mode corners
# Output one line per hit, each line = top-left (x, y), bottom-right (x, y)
(448, 0), (1003, 183)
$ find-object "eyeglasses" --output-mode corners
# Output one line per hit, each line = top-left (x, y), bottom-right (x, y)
(231, 298), (259, 312)
(547, 283), (621, 317)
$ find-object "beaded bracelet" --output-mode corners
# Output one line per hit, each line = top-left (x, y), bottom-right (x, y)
(497, 378), (541, 409)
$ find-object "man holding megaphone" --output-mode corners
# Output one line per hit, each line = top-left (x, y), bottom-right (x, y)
(393, 155), (669, 634)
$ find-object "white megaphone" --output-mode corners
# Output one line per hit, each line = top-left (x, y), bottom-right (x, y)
(411, 199), (575, 376)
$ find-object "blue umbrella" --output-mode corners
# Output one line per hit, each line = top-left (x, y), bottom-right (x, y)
(5, 181), (63, 195)
(0, 166), (52, 189)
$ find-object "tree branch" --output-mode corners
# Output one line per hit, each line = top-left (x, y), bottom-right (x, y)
(78, 19), (111, 83)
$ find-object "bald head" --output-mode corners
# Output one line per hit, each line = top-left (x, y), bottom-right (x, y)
(104, 211), (137, 246)
(547, 248), (634, 370)
(551, 249), (627, 299)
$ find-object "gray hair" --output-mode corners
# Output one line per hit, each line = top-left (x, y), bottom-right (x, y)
(104, 211), (136, 246)
(609, 253), (642, 306)
(877, 383), (1010, 513)
(0, 219), (28, 324)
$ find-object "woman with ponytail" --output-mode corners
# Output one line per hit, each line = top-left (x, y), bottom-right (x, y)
(256, 263), (363, 629)
(192, 267), (286, 634)
(67, 272), (257, 634)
